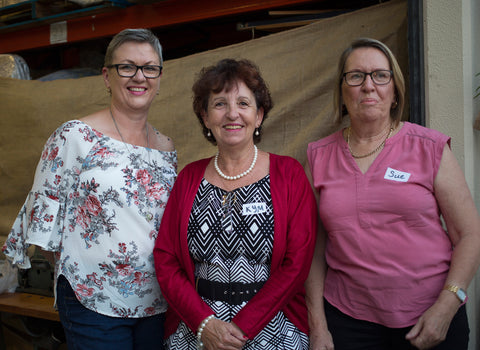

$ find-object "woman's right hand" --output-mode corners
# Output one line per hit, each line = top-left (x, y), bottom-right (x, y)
(202, 318), (247, 350)
(309, 324), (334, 350)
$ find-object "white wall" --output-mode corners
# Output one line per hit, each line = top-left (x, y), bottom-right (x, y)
(423, 0), (480, 349)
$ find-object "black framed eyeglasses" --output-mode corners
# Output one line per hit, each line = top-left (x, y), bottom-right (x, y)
(107, 64), (163, 79)
(343, 70), (393, 86)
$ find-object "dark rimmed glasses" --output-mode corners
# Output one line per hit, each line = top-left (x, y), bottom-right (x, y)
(343, 70), (393, 86)
(107, 64), (163, 79)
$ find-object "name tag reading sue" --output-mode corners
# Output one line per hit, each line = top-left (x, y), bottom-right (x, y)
(242, 203), (267, 215)
(384, 167), (411, 182)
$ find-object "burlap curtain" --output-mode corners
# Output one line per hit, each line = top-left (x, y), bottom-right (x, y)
(0, 0), (408, 237)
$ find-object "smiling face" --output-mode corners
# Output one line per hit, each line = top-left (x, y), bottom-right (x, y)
(202, 80), (263, 149)
(341, 47), (396, 123)
(103, 41), (161, 113)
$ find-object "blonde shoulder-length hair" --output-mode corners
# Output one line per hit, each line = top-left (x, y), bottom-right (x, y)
(333, 37), (405, 125)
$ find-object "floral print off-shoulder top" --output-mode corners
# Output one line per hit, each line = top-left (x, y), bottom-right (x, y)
(3, 120), (177, 318)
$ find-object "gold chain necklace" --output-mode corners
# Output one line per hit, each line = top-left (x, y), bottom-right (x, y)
(110, 108), (149, 150)
(347, 125), (393, 159)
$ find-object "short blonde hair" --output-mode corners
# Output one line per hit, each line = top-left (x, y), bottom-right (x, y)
(104, 28), (163, 68)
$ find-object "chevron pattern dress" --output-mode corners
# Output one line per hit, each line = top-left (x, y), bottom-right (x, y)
(165, 176), (309, 349)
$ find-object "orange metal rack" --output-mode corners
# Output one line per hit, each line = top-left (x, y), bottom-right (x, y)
(0, 0), (316, 53)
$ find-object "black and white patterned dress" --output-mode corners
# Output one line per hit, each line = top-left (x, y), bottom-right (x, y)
(165, 176), (309, 349)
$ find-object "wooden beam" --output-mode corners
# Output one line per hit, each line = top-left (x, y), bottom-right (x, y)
(0, 0), (318, 53)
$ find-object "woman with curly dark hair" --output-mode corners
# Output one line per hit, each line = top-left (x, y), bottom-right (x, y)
(154, 58), (317, 349)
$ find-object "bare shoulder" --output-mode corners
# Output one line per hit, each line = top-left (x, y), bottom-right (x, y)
(151, 127), (175, 152)
(79, 110), (109, 132)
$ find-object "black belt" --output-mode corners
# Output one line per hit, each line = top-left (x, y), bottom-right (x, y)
(196, 278), (265, 305)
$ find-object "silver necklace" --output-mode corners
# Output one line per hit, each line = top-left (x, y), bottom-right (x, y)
(110, 108), (149, 150)
(214, 145), (258, 181)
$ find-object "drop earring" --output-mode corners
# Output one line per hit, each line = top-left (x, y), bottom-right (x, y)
(255, 128), (259, 136)
(391, 98), (398, 109)
(207, 129), (211, 137)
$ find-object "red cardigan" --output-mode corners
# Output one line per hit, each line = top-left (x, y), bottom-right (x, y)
(154, 153), (317, 339)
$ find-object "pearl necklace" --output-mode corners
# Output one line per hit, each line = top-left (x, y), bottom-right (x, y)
(110, 108), (149, 150)
(347, 124), (393, 159)
(214, 145), (258, 181)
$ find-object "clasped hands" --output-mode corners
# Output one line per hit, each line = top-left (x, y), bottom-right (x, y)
(200, 318), (248, 350)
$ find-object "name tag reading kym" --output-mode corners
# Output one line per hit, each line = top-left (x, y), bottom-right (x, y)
(384, 167), (411, 182)
(242, 203), (267, 215)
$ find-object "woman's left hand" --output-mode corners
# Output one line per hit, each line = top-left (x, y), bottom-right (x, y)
(406, 143), (480, 349)
(201, 318), (247, 350)
(405, 292), (459, 349)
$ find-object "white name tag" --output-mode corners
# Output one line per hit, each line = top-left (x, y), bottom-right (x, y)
(384, 167), (411, 182)
(242, 203), (267, 215)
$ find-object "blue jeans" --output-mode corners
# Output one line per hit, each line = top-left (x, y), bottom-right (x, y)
(56, 275), (165, 350)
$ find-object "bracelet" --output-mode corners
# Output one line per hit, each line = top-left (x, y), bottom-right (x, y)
(443, 284), (468, 306)
(196, 314), (215, 350)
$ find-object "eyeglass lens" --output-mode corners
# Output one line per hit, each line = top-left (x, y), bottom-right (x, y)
(116, 64), (162, 78)
(344, 70), (392, 86)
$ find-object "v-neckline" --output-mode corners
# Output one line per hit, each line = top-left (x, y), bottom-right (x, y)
(342, 122), (406, 175)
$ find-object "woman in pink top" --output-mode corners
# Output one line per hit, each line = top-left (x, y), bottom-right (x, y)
(305, 38), (480, 350)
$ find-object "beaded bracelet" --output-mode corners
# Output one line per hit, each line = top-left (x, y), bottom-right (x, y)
(196, 314), (215, 349)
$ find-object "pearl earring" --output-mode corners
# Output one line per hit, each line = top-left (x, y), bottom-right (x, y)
(207, 130), (211, 137)
(255, 129), (259, 136)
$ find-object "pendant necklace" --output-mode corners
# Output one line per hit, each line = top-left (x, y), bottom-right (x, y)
(347, 124), (393, 159)
(110, 108), (149, 151)
(215, 145), (258, 181)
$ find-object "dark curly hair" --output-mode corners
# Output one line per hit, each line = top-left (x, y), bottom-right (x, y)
(192, 58), (273, 145)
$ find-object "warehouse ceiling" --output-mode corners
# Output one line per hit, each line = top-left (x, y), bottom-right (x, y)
(13, 0), (390, 78)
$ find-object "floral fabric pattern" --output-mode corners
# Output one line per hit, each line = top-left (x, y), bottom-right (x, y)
(3, 120), (177, 318)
